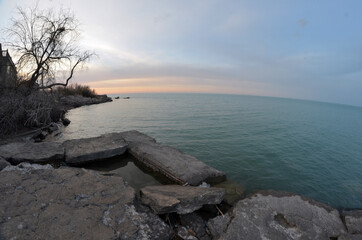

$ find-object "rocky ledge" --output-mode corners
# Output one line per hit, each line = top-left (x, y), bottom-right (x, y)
(0, 130), (226, 186)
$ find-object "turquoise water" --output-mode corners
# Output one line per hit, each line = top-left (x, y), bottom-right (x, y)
(60, 93), (362, 209)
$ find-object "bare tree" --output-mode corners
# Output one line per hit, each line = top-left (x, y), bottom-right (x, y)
(5, 6), (93, 91)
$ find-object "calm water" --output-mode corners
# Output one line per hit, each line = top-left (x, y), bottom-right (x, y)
(59, 93), (362, 209)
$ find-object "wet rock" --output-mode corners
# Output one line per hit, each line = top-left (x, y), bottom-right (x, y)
(140, 185), (225, 214)
(219, 191), (347, 240)
(0, 142), (64, 164)
(47, 122), (60, 133)
(206, 214), (231, 239)
(342, 210), (362, 234)
(63, 133), (127, 165)
(62, 117), (71, 126)
(121, 130), (226, 185)
(180, 213), (207, 238)
(0, 157), (10, 170)
(0, 167), (170, 240)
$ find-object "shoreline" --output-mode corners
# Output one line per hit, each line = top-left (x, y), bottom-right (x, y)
(0, 129), (361, 239)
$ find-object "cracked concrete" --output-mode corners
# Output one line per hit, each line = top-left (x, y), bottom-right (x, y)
(0, 165), (171, 240)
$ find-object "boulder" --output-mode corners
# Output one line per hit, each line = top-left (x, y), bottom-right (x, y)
(120, 130), (226, 185)
(63, 133), (128, 165)
(218, 191), (347, 240)
(342, 210), (362, 234)
(140, 185), (225, 214)
(206, 214), (231, 239)
(62, 117), (71, 126)
(0, 166), (171, 240)
(0, 157), (10, 170)
(0, 142), (64, 164)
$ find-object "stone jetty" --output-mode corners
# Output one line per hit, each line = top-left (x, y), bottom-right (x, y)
(63, 133), (128, 165)
(0, 130), (226, 185)
(0, 131), (361, 240)
(119, 130), (226, 185)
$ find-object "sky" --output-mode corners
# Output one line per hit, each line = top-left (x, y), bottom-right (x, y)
(0, 0), (362, 106)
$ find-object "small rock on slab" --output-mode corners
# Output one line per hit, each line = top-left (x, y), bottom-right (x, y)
(0, 142), (64, 164)
(140, 185), (225, 214)
(342, 210), (362, 234)
(0, 157), (10, 170)
(219, 190), (347, 240)
(0, 167), (171, 240)
(121, 130), (226, 185)
(63, 133), (127, 165)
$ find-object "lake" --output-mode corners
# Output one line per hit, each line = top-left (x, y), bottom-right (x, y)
(58, 93), (362, 209)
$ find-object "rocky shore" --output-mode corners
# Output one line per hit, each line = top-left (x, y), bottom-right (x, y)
(0, 131), (361, 239)
(0, 94), (112, 145)
(59, 94), (113, 110)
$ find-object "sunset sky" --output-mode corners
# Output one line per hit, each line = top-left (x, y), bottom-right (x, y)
(1, 0), (362, 106)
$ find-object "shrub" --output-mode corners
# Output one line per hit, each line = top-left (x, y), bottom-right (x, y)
(0, 90), (56, 135)
(54, 84), (96, 98)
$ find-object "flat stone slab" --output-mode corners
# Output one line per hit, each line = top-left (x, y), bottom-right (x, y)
(342, 210), (362, 234)
(0, 142), (64, 164)
(120, 130), (226, 185)
(63, 133), (128, 165)
(218, 191), (347, 240)
(0, 166), (171, 240)
(140, 185), (225, 214)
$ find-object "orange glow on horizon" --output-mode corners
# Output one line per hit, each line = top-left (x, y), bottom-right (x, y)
(83, 77), (270, 96)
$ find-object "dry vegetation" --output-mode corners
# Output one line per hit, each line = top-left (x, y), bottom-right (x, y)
(54, 83), (96, 98)
(0, 84), (97, 136)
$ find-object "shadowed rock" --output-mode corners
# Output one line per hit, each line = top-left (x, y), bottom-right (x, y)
(180, 213), (208, 239)
(140, 185), (225, 214)
(218, 191), (347, 240)
(342, 210), (362, 234)
(63, 133), (127, 165)
(0, 157), (10, 170)
(120, 130), (226, 185)
(0, 142), (64, 164)
(0, 166), (171, 240)
(338, 234), (362, 240)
